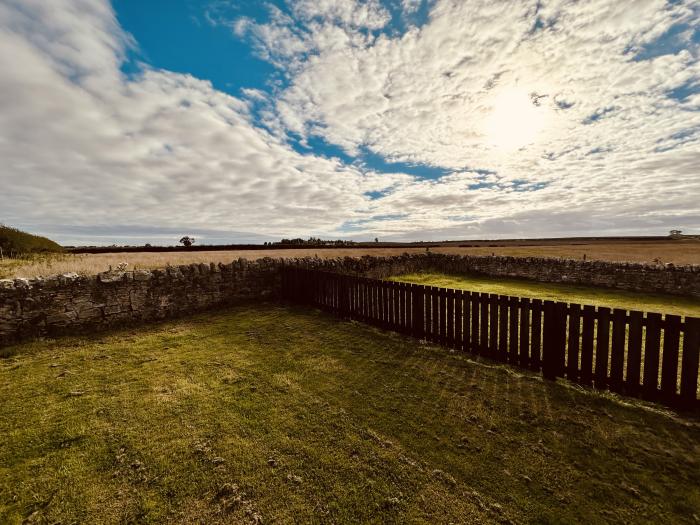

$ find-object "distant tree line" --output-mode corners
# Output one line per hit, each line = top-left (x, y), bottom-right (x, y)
(265, 237), (358, 247)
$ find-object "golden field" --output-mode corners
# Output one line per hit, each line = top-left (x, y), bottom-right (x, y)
(1, 240), (699, 279)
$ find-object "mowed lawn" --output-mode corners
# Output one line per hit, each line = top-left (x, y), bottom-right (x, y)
(1, 305), (699, 524)
(391, 272), (700, 318)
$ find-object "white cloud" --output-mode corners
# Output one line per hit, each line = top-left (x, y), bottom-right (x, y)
(401, 0), (423, 14)
(234, 0), (700, 236)
(291, 0), (390, 29)
(1, 0), (699, 244)
(0, 0), (406, 243)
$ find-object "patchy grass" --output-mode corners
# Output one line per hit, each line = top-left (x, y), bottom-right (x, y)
(390, 272), (700, 318)
(1, 304), (699, 523)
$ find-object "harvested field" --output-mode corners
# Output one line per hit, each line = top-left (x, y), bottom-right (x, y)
(1, 240), (699, 279)
(1, 304), (699, 523)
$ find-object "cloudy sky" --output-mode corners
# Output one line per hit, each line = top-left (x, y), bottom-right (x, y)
(1, 0), (699, 245)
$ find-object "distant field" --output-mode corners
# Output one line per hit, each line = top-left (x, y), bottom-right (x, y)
(1, 240), (698, 279)
(2, 304), (699, 523)
(391, 272), (700, 318)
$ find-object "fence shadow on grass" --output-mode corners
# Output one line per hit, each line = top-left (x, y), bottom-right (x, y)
(282, 267), (700, 412)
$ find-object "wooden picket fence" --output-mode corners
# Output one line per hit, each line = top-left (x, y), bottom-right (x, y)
(281, 267), (700, 411)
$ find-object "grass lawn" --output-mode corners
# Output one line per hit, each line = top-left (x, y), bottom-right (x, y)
(1, 304), (699, 524)
(390, 272), (700, 318)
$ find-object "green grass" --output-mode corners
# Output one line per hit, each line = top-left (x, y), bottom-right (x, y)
(1, 304), (699, 524)
(390, 272), (700, 318)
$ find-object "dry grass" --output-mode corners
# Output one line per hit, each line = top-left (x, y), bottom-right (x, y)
(1, 240), (698, 279)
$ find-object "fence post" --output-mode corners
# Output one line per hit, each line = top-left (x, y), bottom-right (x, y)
(542, 301), (566, 380)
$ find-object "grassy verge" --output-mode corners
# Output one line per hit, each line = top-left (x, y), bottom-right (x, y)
(390, 272), (700, 318)
(1, 304), (699, 523)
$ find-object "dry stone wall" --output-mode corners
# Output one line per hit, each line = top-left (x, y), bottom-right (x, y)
(341, 253), (700, 298)
(1, 254), (699, 347)
(0, 258), (282, 347)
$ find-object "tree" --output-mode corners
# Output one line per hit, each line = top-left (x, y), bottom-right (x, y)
(374, 237), (379, 243)
(179, 236), (195, 248)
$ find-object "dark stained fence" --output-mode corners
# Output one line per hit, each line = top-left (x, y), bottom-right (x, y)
(281, 267), (700, 411)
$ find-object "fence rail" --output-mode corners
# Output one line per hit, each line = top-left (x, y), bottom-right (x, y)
(281, 267), (700, 411)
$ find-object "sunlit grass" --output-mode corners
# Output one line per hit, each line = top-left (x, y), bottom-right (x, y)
(390, 272), (700, 318)
(1, 304), (699, 523)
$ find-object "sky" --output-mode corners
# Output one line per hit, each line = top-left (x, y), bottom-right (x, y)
(0, 0), (699, 246)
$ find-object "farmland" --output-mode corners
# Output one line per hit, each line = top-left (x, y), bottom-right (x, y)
(2, 304), (699, 523)
(1, 239), (699, 279)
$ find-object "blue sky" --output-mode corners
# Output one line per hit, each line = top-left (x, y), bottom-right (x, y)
(115, 1), (278, 97)
(114, 0), (444, 181)
(0, 0), (699, 245)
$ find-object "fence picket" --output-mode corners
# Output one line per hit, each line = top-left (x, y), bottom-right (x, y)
(567, 304), (581, 381)
(440, 288), (448, 346)
(488, 294), (499, 360)
(680, 318), (700, 410)
(479, 293), (489, 356)
(498, 295), (508, 362)
(519, 298), (530, 367)
(382, 281), (389, 329)
(373, 280), (380, 325)
(661, 315), (681, 404)
(396, 283), (410, 333)
(391, 280), (398, 327)
(427, 287), (436, 343)
(363, 278), (370, 322)
(463, 291), (471, 352)
(509, 297), (519, 364)
(385, 281), (392, 328)
(531, 299), (542, 371)
(580, 306), (595, 385)
(446, 289), (455, 348)
(455, 290), (463, 350)
(403, 282), (411, 335)
(610, 309), (627, 393)
(467, 293), (476, 353)
(595, 307), (611, 389)
(643, 313), (662, 401)
(626, 311), (643, 395)
(543, 301), (566, 380)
